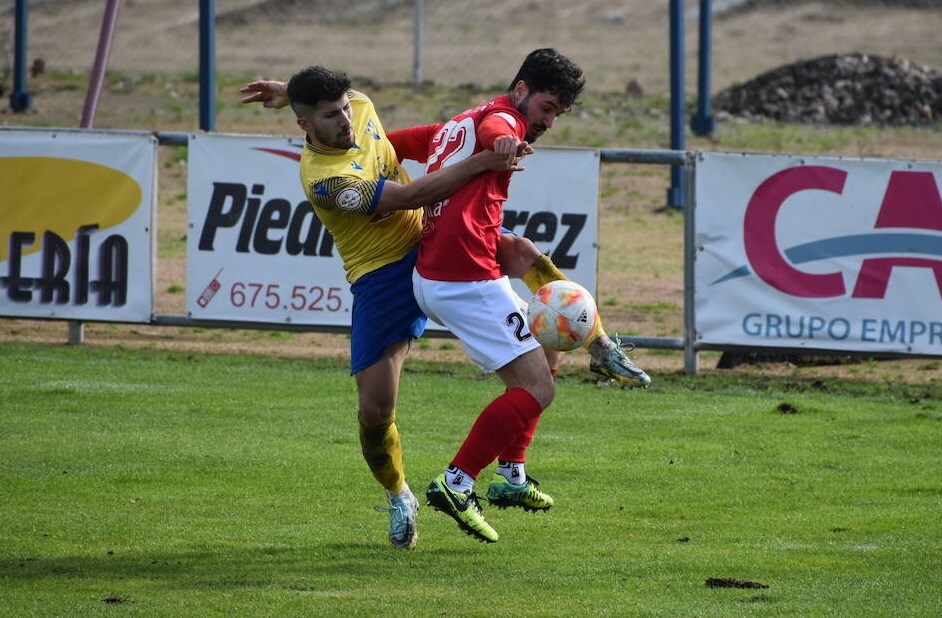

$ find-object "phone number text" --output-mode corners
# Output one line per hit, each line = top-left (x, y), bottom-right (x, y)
(229, 281), (345, 312)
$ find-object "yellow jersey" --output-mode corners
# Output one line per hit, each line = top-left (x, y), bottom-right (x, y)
(299, 90), (422, 283)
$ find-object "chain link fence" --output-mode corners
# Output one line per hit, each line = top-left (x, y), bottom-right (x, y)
(3, 0), (685, 95)
(5, 0), (942, 101)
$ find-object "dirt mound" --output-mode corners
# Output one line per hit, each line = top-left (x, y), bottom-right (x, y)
(713, 53), (942, 125)
(720, 0), (942, 14)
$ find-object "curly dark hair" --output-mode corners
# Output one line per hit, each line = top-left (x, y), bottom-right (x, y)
(286, 66), (351, 113)
(507, 48), (585, 109)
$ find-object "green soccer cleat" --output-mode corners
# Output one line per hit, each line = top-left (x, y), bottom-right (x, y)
(425, 474), (498, 543)
(374, 487), (418, 550)
(486, 474), (555, 512)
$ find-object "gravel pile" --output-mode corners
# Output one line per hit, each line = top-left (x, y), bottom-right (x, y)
(720, 0), (942, 14)
(713, 53), (942, 125)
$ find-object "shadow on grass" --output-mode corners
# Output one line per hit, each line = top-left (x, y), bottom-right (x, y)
(1, 541), (488, 590)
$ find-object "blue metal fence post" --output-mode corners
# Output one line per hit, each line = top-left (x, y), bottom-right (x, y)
(691, 0), (715, 137)
(667, 0), (685, 209)
(199, 0), (217, 131)
(10, 0), (32, 112)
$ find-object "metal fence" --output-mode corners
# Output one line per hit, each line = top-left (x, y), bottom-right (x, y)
(3, 0), (685, 94)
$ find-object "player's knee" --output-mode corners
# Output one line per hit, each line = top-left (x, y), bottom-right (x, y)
(358, 399), (395, 428)
(529, 374), (555, 410)
(513, 235), (541, 263)
(497, 234), (540, 278)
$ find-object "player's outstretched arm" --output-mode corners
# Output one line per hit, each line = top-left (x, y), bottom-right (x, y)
(374, 148), (523, 214)
(239, 80), (290, 109)
(387, 125), (441, 164)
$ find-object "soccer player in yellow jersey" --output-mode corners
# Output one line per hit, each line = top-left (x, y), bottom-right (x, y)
(240, 65), (649, 550)
(243, 67), (524, 550)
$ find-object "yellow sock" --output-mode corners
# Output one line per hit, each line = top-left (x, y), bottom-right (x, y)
(522, 254), (606, 347)
(522, 254), (567, 292)
(584, 312), (605, 348)
(359, 412), (405, 494)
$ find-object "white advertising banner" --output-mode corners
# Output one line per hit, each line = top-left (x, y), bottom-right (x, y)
(186, 133), (347, 325)
(406, 147), (600, 310)
(0, 129), (156, 322)
(187, 133), (599, 327)
(695, 152), (942, 356)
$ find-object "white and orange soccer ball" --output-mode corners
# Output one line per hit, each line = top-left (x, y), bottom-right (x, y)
(526, 280), (599, 351)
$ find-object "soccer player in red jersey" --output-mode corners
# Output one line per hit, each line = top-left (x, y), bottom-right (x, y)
(389, 49), (649, 542)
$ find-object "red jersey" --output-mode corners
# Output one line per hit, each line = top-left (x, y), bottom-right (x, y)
(389, 95), (528, 282)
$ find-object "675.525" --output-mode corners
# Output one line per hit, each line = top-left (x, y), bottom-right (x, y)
(229, 281), (344, 312)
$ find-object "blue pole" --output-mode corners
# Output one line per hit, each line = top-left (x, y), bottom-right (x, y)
(199, 0), (217, 131)
(10, 0), (31, 112)
(691, 0), (715, 136)
(667, 0), (685, 209)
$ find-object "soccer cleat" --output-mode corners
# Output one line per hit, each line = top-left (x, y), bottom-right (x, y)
(486, 474), (554, 512)
(589, 334), (652, 387)
(425, 474), (498, 543)
(374, 487), (418, 550)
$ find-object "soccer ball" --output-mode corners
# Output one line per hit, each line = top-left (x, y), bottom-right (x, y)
(526, 280), (598, 351)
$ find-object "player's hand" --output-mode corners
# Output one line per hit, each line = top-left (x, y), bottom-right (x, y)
(491, 135), (527, 171)
(239, 80), (289, 109)
(478, 148), (526, 172)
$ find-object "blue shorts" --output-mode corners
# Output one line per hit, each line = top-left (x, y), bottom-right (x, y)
(349, 246), (427, 375)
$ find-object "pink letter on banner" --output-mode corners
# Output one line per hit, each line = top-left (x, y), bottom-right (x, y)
(744, 166), (847, 298)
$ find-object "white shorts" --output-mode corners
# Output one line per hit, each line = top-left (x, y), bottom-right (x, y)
(412, 271), (541, 372)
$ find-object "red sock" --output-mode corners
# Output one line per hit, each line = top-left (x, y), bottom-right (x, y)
(498, 413), (540, 463)
(495, 369), (553, 461)
(450, 388), (542, 480)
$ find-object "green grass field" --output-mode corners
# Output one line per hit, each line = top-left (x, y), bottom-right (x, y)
(1, 342), (939, 616)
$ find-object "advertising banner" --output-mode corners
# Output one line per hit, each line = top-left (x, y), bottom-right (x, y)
(186, 133), (599, 328)
(695, 152), (942, 356)
(0, 129), (157, 322)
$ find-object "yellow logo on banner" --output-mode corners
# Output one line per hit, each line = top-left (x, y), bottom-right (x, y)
(0, 157), (141, 261)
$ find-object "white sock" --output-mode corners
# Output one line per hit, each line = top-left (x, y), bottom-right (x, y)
(387, 483), (412, 502)
(445, 466), (474, 494)
(497, 461), (526, 485)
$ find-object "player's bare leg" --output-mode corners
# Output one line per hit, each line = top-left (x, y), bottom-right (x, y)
(427, 348), (553, 543)
(499, 234), (651, 387)
(356, 340), (418, 549)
